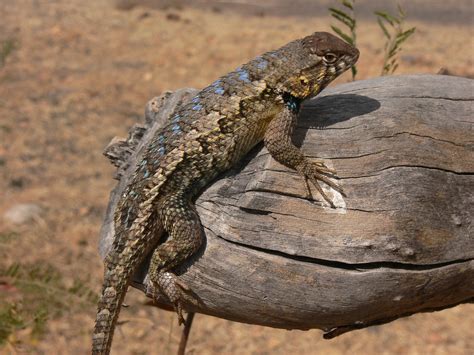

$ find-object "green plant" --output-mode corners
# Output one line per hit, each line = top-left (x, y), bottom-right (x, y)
(0, 304), (25, 346)
(329, 1), (416, 78)
(0, 262), (98, 347)
(0, 231), (18, 244)
(0, 39), (17, 67)
(375, 5), (416, 75)
(329, 0), (357, 80)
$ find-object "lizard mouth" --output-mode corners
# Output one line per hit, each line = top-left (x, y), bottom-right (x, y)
(345, 48), (360, 67)
(336, 53), (358, 75)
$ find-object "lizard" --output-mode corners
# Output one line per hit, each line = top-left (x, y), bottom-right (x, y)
(92, 31), (359, 354)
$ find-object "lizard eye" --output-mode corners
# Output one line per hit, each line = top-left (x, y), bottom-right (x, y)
(323, 53), (338, 64)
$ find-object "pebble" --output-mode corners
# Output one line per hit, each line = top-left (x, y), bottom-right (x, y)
(3, 203), (43, 225)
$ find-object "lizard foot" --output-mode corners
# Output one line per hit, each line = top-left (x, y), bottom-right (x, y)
(297, 160), (345, 208)
(151, 272), (197, 325)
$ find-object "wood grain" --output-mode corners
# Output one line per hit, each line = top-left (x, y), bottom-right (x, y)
(100, 74), (474, 336)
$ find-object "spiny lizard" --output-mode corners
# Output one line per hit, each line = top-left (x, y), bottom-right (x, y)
(92, 31), (359, 354)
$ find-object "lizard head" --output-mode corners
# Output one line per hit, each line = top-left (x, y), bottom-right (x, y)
(283, 32), (359, 99)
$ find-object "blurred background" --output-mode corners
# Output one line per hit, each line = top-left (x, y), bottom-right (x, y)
(0, 0), (472, 354)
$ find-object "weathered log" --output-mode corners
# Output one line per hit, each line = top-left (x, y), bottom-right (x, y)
(99, 74), (474, 337)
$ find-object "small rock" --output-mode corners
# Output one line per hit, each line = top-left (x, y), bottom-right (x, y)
(138, 11), (151, 20)
(437, 67), (452, 75)
(3, 203), (43, 225)
(400, 247), (415, 257)
(115, 0), (138, 11)
(451, 214), (462, 226)
(9, 177), (27, 189)
(166, 13), (181, 21)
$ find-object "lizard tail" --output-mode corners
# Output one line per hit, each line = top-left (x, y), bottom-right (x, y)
(92, 251), (134, 355)
(92, 220), (162, 354)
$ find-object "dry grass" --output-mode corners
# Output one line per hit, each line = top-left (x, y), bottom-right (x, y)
(0, 0), (472, 354)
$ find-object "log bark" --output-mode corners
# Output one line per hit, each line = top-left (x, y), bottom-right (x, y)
(99, 74), (474, 336)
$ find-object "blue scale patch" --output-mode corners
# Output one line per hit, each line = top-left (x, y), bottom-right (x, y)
(192, 103), (203, 111)
(236, 67), (250, 83)
(210, 79), (225, 95)
(192, 96), (200, 103)
(172, 123), (181, 134)
(256, 57), (268, 70)
(152, 144), (165, 155)
(139, 159), (150, 178)
(171, 114), (181, 123)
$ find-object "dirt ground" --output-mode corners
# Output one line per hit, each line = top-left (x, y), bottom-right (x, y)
(0, 0), (473, 354)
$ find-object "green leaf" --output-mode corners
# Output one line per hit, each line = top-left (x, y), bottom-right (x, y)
(351, 65), (358, 80)
(329, 8), (356, 28)
(332, 13), (355, 29)
(0, 304), (25, 345)
(377, 18), (390, 39)
(330, 25), (354, 45)
(391, 62), (399, 74)
(395, 27), (416, 45)
(6, 263), (20, 277)
(0, 38), (18, 67)
(31, 308), (49, 339)
(330, 7), (353, 21)
(342, 0), (354, 10)
(388, 45), (401, 58)
(397, 4), (406, 18)
(374, 11), (396, 26)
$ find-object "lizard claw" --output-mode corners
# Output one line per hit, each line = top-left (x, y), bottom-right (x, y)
(154, 272), (197, 325)
(311, 160), (337, 175)
(297, 160), (345, 208)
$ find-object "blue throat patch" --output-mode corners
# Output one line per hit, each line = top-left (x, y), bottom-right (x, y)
(282, 92), (302, 114)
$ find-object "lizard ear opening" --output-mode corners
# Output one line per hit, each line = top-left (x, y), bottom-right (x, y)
(299, 76), (309, 85)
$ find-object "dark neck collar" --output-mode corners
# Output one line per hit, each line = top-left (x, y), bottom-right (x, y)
(282, 92), (302, 114)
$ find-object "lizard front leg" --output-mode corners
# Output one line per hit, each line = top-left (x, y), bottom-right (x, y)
(148, 193), (203, 323)
(264, 105), (344, 208)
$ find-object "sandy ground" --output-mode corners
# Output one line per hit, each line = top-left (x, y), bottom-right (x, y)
(0, 0), (473, 354)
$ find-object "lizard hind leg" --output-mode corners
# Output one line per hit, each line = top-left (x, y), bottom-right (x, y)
(148, 193), (204, 324)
